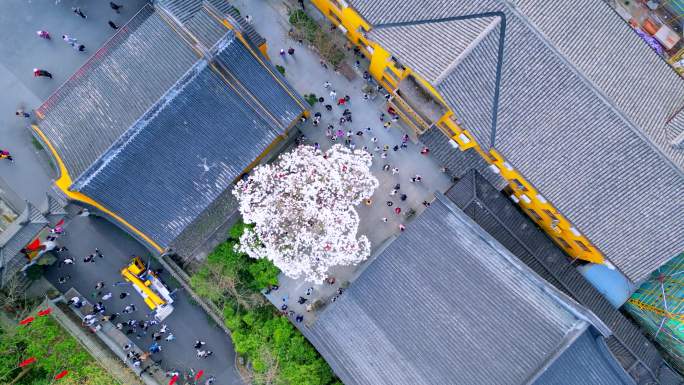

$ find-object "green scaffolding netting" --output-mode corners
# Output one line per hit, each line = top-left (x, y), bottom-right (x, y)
(624, 253), (684, 373)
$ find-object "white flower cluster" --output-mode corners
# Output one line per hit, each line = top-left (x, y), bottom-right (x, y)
(233, 144), (379, 283)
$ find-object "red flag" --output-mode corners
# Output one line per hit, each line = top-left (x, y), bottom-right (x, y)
(195, 370), (204, 380)
(26, 238), (41, 252)
(54, 370), (68, 380)
(168, 374), (179, 385)
(19, 316), (34, 325)
(38, 308), (52, 316)
(19, 357), (36, 367)
(55, 219), (65, 228)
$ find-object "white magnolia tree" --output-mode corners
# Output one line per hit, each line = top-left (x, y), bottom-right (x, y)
(233, 144), (379, 283)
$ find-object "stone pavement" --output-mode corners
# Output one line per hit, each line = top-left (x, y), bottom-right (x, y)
(232, 0), (453, 322)
(0, 0), (148, 205)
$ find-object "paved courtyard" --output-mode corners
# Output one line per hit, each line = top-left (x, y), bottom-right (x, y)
(43, 214), (242, 384)
(233, 0), (453, 322)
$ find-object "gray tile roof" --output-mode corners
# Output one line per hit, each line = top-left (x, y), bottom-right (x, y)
(301, 194), (630, 385)
(184, 4), (231, 49)
(214, 37), (308, 129)
(345, 0), (684, 283)
(36, 5), (200, 179)
(157, 0), (267, 48)
(531, 328), (636, 385)
(0, 203), (47, 286)
(73, 32), (299, 248)
(445, 170), (669, 383)
(0, 176), (25, 214)
(419, 127), (506, 189)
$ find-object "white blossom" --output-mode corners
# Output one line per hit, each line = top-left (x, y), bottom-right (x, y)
(233, 144), (379, 283)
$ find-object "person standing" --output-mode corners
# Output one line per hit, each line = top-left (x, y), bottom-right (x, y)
(110, 2), (123, 13)
(62, 34), (77, 44)
(15, 109), (30, 118)
(36, 30), (50, 39)
(0, 150), (14, 163)
(287, 47), (295, 55)
(33, 68), (52, 78)
(108, 21), (119, 30)
(72, 7), (87, 19)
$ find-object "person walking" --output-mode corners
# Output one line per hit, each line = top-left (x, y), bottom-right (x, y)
(108, 21), (119, 30)
(101, 292), (113, 301)
(0, 150), (14, 163)
(205, 376), (216, 385)
(194, 340), (206, 349)
(73, 44), (86, 52)
(287, 47), (295, 55)
(36, 30), (50, 39)
(15, 109), (30, 118)
(62, 34), (77, 44)
(33, 68), (52, 78)
(58, 258), (74, 267)
(110, 2), (123, 13)
(119, 292), (130, 299)
(95, 248), (104, 258)
(72, 7), (87, 19)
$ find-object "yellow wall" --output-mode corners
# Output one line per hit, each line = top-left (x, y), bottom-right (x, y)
(311, 0), (606, 266)
(31, 124), (165, 253)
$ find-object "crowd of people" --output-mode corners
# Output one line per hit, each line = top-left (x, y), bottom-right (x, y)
(58, 236), (219, 384)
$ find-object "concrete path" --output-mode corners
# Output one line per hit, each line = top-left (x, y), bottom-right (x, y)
(233, 0), (453, 322)
(43, 214), (243, 385)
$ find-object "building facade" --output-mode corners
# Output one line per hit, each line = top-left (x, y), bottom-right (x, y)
(309, 0), (684, 284)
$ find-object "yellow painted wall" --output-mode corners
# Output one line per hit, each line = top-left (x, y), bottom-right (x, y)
(311, 0), (607, 266)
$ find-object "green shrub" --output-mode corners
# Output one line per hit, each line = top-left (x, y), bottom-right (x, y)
(304, 93), (318, 106)
(24, 264), (43, 281)
(275, 65), (286, 75)
(191, 221), (338, 385)
(0, 316), (119, 384)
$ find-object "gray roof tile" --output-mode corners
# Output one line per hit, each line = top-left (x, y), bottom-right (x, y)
(302, 195), (630, 385)
(184, 6), (230, 49)
(215, 37), (307, 129)
(75, 57), (282, 248)
(36, 6), (200, 179)
(445, 170), (668, 382)
(344, 0), (684, 282)
(419, 127), (506, 189)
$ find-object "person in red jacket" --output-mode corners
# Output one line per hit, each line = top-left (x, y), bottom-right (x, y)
(33, 68), (52, 78)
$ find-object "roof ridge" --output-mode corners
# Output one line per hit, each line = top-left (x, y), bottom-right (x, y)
(72, 58), (211, 190)
(499, 1), (684, 178)
(434, 16), (501, 86)
(435, 193), (612, 335)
